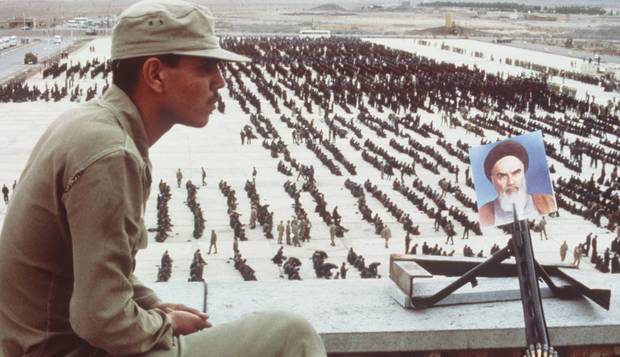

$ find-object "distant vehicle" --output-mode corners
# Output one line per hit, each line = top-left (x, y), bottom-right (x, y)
(9, 36), (17, 47)
(68, 16), (90, 29)
(21, 26), (31, 31)
(299, 29), (331, 39)
(53, 35), (62, 44)
(0, 38), (9, 50)
(24, 52), (38, 64)
(85, 27), (97, 36)
(494, 37), (513, 44)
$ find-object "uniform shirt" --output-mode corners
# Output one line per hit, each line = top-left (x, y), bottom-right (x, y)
(0, 85), (173, 356)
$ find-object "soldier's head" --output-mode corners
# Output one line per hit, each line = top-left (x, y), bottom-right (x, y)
(111, 0), (249, 133)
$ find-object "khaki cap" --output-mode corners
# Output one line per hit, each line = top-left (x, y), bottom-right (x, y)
(111, 0), (249, 62)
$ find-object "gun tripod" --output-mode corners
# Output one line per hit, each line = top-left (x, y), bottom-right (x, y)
(393, 211), (610, 357)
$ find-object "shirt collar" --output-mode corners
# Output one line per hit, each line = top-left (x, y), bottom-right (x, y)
(98, 84), (150, 162)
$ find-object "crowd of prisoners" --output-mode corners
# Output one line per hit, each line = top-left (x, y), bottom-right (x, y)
(220, 37), (618, 227)
(149, 37), (619, 281)
(3, 36), (619, 281)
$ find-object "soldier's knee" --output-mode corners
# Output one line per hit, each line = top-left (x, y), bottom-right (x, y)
(275, 312), (325, 355)
(282, 312), (316, 334)
(261, 311), (319, 339)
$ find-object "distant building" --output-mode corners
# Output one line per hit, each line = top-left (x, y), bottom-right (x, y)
(299, 30), (331, 39)
(524, 14), (556, 21)
(8, 17), (36, 29)
(445, 13), (454, 31)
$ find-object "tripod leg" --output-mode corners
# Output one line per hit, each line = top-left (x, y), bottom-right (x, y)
(410, 245), (512, 309)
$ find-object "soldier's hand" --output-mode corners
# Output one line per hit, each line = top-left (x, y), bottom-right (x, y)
(153, 302), (210, 321)
(167, 310), (211, 336)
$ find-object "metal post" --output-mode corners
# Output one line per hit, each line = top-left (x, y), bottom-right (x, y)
(511, 206), (550, 348)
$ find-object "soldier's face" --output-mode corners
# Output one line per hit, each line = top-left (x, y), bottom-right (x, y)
(162, 56), (225, 128)
(491, 156), (525, 196)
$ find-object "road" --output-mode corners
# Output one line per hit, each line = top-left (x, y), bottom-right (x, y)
(0, 38), (76, 83)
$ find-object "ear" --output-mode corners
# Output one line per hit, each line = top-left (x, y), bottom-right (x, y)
(141, 57), (167, 94)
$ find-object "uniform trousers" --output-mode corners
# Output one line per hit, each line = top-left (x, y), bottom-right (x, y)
(140, 311), (326, 357)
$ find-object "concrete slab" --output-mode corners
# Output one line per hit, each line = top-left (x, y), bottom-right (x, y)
(205, 278), (620, 353)
(390, 276), (576, 308)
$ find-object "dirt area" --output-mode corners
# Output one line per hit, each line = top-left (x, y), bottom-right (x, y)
(1, 1), (619, 53)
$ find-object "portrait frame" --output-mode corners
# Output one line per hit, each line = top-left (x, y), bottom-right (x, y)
(468, 131), (557, 227)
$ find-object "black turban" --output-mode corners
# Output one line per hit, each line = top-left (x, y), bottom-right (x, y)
(483, 140), (529, 181)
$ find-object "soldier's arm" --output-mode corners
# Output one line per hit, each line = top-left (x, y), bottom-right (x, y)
(63, 151), (173, 355)
(131, 274), (161, 309)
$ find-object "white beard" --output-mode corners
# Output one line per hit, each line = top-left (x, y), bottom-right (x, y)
(497, 182), (529, 217)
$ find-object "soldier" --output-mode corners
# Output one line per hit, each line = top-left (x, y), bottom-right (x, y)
(1, 184), (8, 203)
(584, 234), (591, 257)
(277, 221), (285, 244)
(538, 216), (548, 240)
(176, 168), (183, 188)
(304, 218), (312, 241)
(405, 232), (411, 254)
(572, 244), (583, 267)
(252, 166), (257, 183)
(445, 231), (454, 245)
(201, 167), (207, 186)
(208, 229), (218, 254)
(285, 220), (291, 245)
(329, 223), (337, 247)
(462, 224), (470, 240)
(560, 240), (568, 262)
(249, 205), (258, 229)
(433, 211), (441, 232)
(381, 225), (391, 248)
(340, 262), (348, 279)
(233, 236), (239, 255)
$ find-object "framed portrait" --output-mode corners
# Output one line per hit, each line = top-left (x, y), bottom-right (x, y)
(469, 131), (557, 227)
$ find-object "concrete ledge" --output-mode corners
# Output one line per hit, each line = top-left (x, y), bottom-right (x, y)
(151, 281), (205, 311)
(152, 278), (620, 353)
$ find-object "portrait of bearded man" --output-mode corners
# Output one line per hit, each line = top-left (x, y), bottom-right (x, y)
(477, 139), (556, 227)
